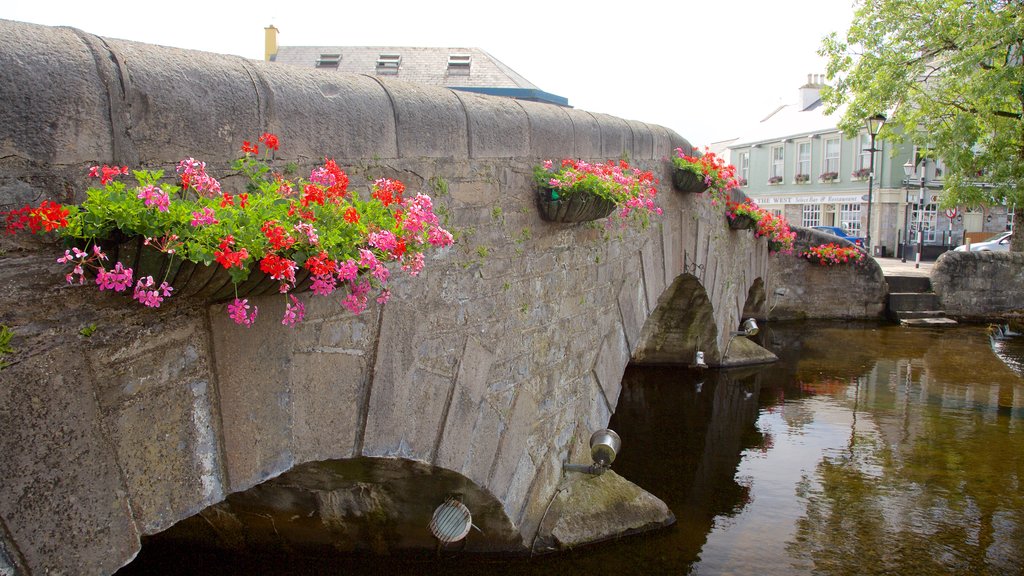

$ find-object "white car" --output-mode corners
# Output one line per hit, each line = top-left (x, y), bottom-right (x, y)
(954, 231), (1013, 252)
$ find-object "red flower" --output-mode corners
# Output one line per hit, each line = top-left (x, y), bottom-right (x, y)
(304, 251), (336, 276)
(301, 184), (326, 207)
(259, 132), (279, 151)
(372, 178), (405, 207)
(238, 193), (249, 209)
(220, 193), (235, 207)
(344, 207), (360, 223)
(323, 159), (349, 201)
(259, 253), (296, 282)
(88, 164), (129, 186)
(214, 236), (249, 269)
(261, 220), (296, 250)
(241, 141), (259, 155)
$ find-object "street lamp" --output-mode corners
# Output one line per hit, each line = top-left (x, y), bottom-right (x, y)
(902, 157), (928, 269)
(864, 114), (886, 253)
(901, 159), (915, 262)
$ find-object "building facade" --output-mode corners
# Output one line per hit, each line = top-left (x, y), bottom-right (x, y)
(728, 75), (1011, 257)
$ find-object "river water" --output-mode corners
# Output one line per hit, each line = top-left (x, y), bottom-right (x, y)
(121, 321), (1024, 575)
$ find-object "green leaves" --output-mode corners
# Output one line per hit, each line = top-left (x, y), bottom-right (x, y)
(821, 0), (1024, 226)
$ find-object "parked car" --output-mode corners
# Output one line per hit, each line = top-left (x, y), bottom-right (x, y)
(954, 231), (1012, 252)
(811, 226), (866, 248)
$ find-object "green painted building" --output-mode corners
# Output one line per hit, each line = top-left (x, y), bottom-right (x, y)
(727, 75), (1011, 257)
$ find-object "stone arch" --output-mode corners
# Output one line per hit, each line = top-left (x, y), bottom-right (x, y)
(631, 273), (719, 366)
(742, 277), (767, 320)
(129, 457), (522, 559)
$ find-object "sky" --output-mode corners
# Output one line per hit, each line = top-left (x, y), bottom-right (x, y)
(2, 0), (856, 146)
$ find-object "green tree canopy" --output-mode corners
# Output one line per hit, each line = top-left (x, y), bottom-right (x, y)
(820, 0), (1023, 249)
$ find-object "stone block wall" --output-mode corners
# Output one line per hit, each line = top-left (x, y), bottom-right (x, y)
(765, 228), (887, 320)
(932, 251), (1024, 320)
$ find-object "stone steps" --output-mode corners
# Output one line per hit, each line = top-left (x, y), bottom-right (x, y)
(885, 275), (958, 326)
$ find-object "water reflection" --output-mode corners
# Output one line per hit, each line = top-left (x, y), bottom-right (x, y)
(120, 322), (1024, 575)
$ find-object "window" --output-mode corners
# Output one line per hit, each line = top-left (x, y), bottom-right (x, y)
(770, 145), (784, 182)
(737, 151), (749, 185)
(447, 54), (471, 75)
(376, 54), (401, 74)
(823, 137), (841, 179)
(795, 142), (810, 182)
(839, 203), (862, 236)
(910, 203), (939, 243)
(1008, 205), (1015, 232)
(316, 53), (341, 68)
(856, 133), (872, 172)
(802, 204), (821, 227)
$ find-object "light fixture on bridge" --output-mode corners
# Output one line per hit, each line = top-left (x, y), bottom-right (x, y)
(731, 318), (759, 337)
(563, 429), (622, 476)
(429, 494), (474, 545)
(691, 350), (708, 369)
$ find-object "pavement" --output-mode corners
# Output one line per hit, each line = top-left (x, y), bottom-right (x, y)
(873, 256), (934, 277)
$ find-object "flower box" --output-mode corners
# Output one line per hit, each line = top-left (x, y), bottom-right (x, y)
(533, 159), (661, 225)
(728, 213), (756, 230)
(671, 168), (709, 193)
(671, 147), (738, 203)
(794, 174), (810, 184)
(91, 234), (313, 301)
(768, 176), (783, 185)
(535, 188), (616, 223)
(820, 172), (839, 183)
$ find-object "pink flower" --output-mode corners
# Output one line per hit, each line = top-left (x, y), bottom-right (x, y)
(281, 295), (306, 326)
(368, 230), (398, 253)
(376, 289), (391, 305)
(401, 252), (425, 276)
(337, 259), (359, 282)
(428, 227), (454, 247)
(311, 274), (337, 296)
(132, 276), (171, 308)
(190, 207), (219, 227)
(227, 297), (258, 327)
(96, 262), (133, 292)
(137, 185), (170, 212)
(341, 293), (368, 315)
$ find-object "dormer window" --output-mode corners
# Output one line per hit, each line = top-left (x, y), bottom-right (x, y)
(376, 54), (401, 74)
(447, 54), (471, 75)
(316, 53), (341, 68)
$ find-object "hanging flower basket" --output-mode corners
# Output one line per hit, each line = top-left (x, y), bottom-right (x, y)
(671, 169), (709, 193)
(532, 159), (660, 225)
(728, 213), (756, 230)
(87, 234), (313, 302)
(535, 188), (617, 223)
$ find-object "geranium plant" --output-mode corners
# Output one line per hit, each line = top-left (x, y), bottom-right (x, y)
(768, 175), (783, 184)
(4, 134), (454, 327)
(801, 243), (866, 266)
(671, 147), (739, 203)
(820, 171), (839, 182)
(725, 199), (795, 253)
(795, 173), (810, 183)
(852, 167), (871, 180)
(533, 159), (662, 225)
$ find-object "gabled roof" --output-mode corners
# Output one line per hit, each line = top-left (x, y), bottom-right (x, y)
(271, 45), (569, 106)
(731, 99), (846, 148)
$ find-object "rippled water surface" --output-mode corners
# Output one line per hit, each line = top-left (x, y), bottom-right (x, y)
(121, 322), (1024, 575)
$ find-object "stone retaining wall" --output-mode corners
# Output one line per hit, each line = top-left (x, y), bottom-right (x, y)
(932, 251), (1024, 320)
(765, 228), (887, 321)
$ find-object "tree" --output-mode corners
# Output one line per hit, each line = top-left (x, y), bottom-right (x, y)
(820, 0), (1024, 251)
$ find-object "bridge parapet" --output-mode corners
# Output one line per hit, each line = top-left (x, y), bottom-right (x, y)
(0, 19), (769, 574)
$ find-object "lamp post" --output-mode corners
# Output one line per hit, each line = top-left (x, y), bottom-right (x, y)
(903, 157), (928, 268)
(864, 114), (886, 254)
(901, 160), (915, 262)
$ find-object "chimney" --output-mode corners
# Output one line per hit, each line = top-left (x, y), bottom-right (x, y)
(264, 25), (279, 62)
(798, 73), (824, 110)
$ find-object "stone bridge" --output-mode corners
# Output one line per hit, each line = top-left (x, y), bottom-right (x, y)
(0, 20), (775, 574)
